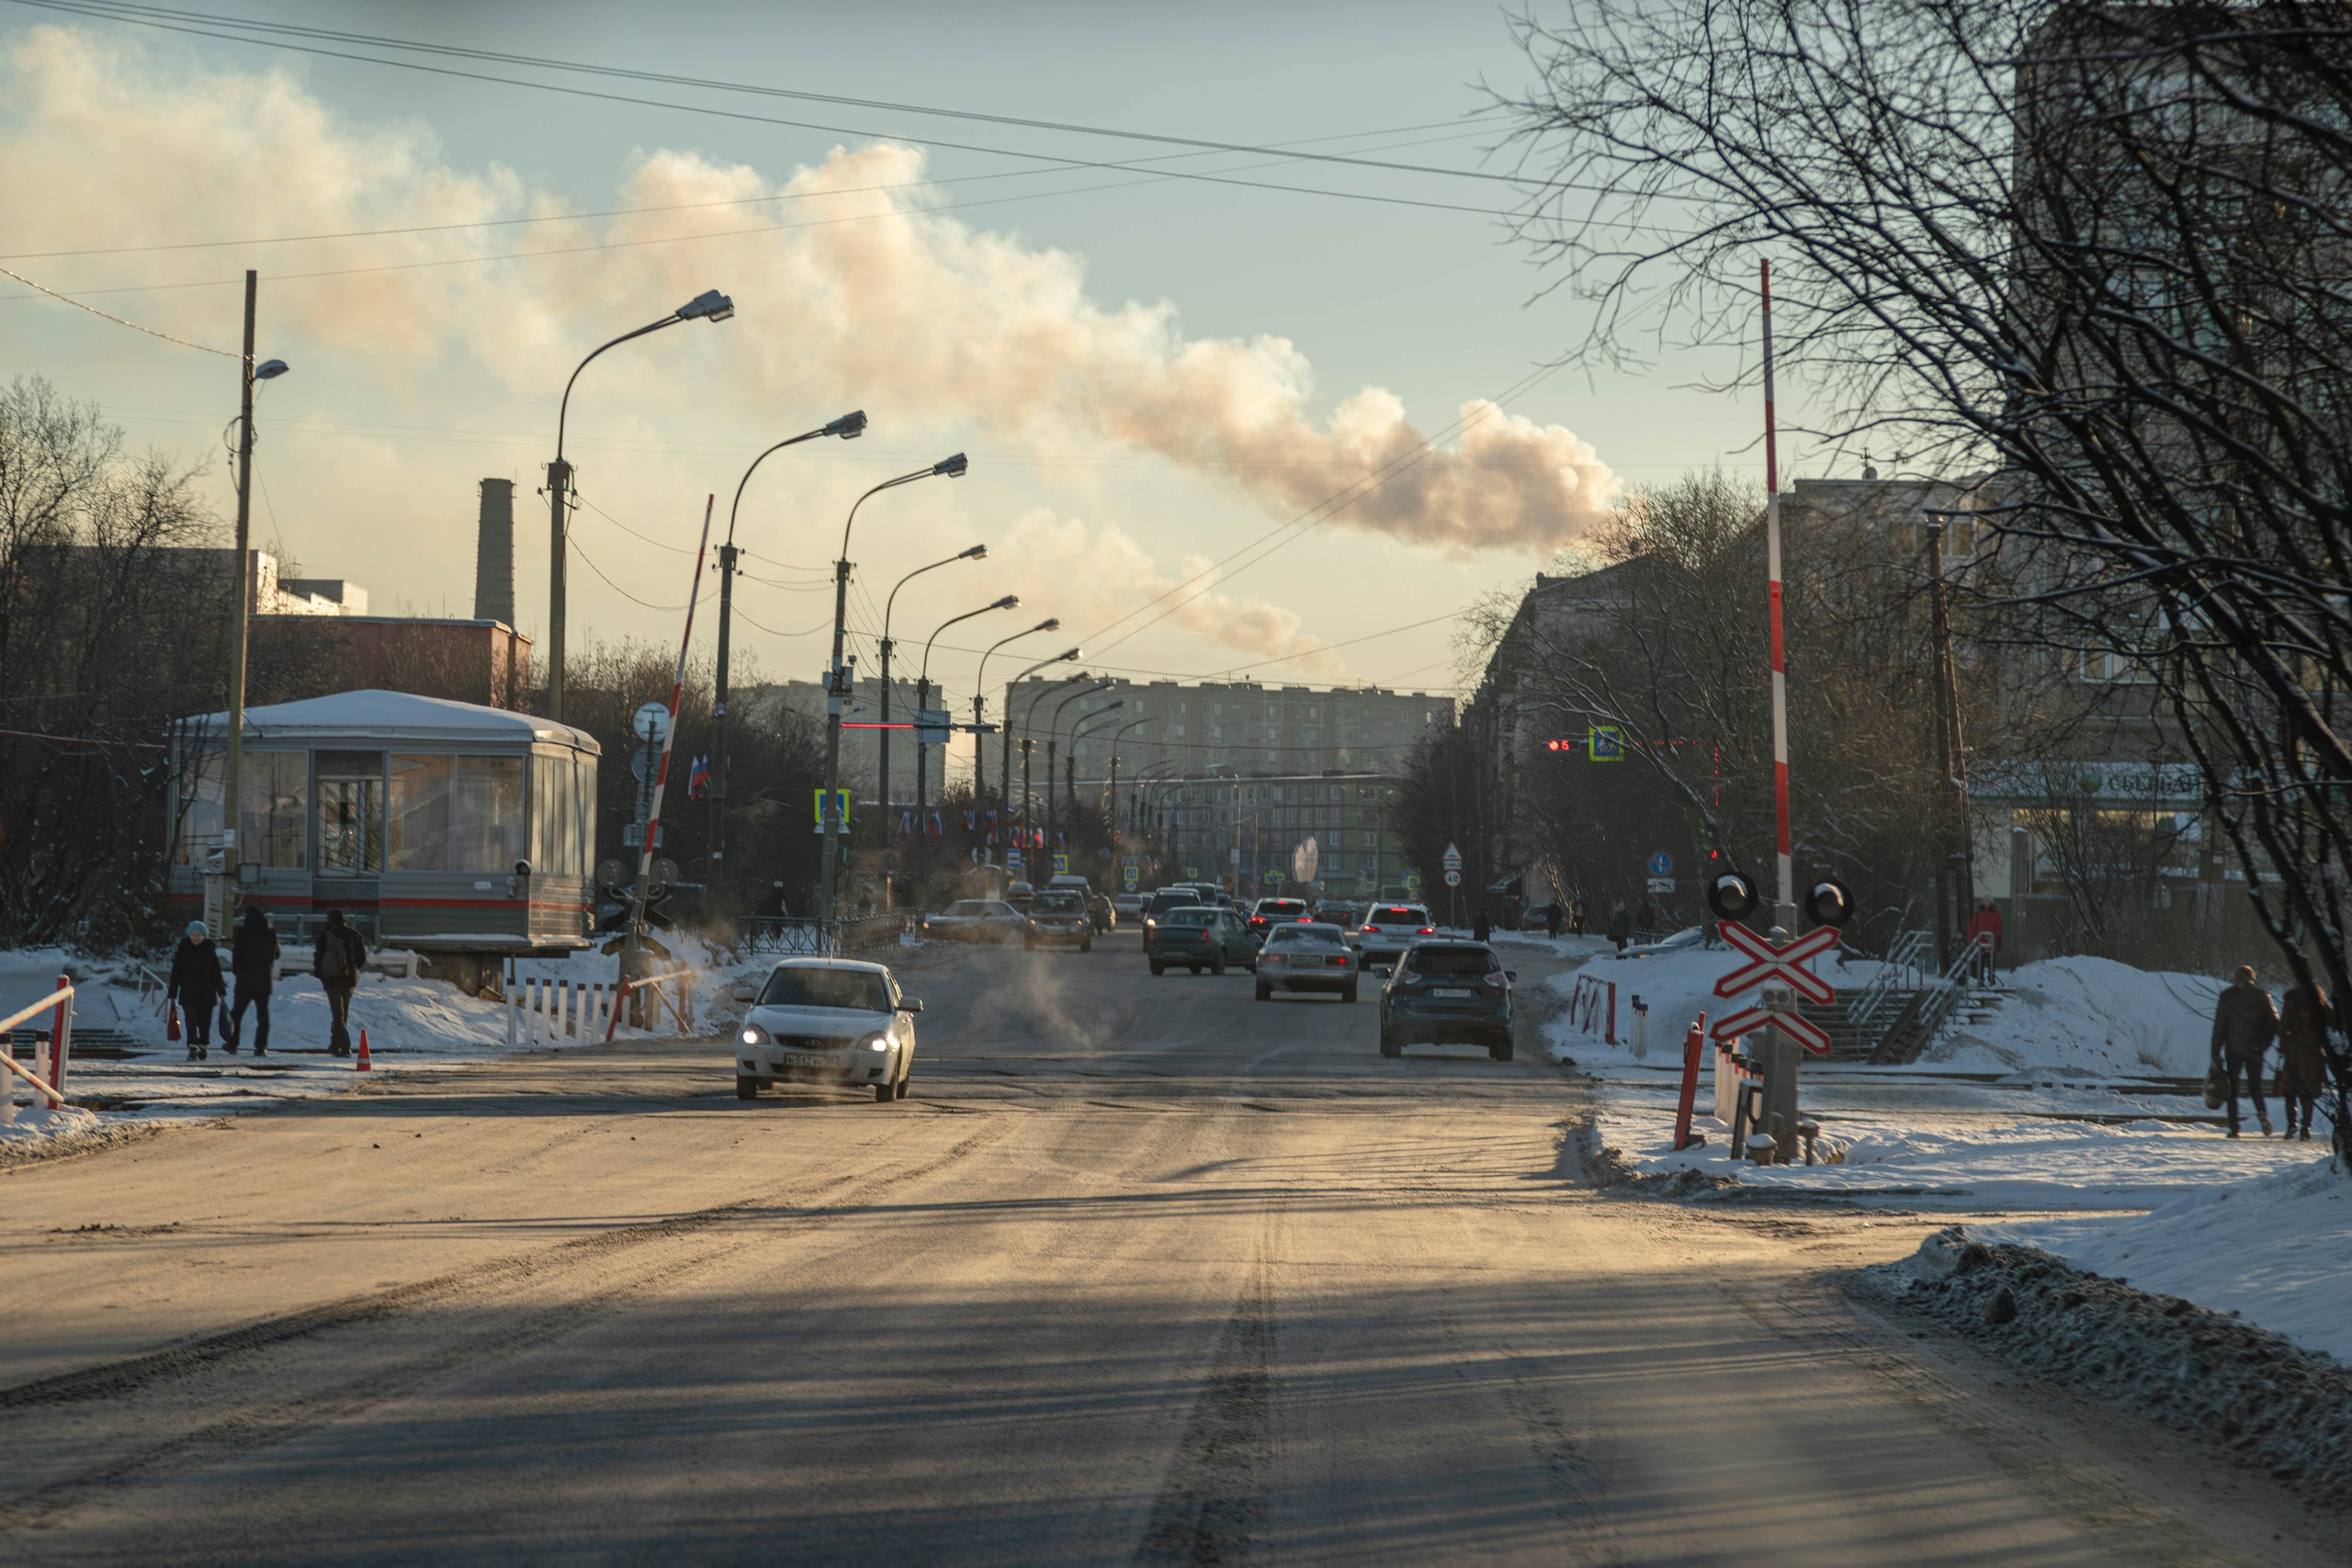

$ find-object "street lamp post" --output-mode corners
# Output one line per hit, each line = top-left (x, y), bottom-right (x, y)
(1102, 716), (1149, 852)
(545, 288), (734, 722)
(820, 454), (969, 932)
(1001, 652), (1082, 862)
(1046, 684), (1116, 853)
(881, 544), (987, 858)
(973, 618), (1059, 843)
(712, 410), (866, 874)
(220, 267), (288, 937)
(914, 595), (1018, 901)
(1065, 702), (1127, 852)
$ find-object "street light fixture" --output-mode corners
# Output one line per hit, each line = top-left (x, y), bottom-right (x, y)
(820, 454), (971, 931)
(1046, 683), (1117, 851)
(974, 619), (1058, 825)
(709, 409), (866, 873)
(910, 594), (1019, 900)
(543, 288), (736, 721)
(1062, 700), (1127, 851)
(879, 542), (987, 852)
(1003, 656), (1083, 857)
(1102, 715), (1150, 843)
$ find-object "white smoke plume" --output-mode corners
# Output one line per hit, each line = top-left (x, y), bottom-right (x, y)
(0, 28), (1617, 558)
(990, 512), (1353, 680)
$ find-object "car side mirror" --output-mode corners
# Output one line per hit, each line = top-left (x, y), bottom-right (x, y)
(897, 998), (924, 1013)
(1507, 970), (1518, 981)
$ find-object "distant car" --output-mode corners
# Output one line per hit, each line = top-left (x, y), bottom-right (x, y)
(734, 957), (921, 1101)
(1620, 925), (1705, 958)
(922, 899), (1026, 943)
(1143, 887), (1198, 927)
(1316, 900), (1369, 934)
(1145, 905), (1254, 976)
(1005, 880), (1035, 912)
(1024, 887), (1094, 952)
(1246, 897), (1312, 940)
(1111, 893), (1147, 919)
(1354, 904), (1435, 971)
(1254, 921), (1358, 1003)
(1379, 942), (1514, 1061)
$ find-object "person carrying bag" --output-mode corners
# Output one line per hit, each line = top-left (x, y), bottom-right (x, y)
(313, 909), (367, 1056)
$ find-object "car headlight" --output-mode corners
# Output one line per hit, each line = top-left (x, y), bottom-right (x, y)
(857, 1032), (892, 1053)
(741, 1025), (768, 1045)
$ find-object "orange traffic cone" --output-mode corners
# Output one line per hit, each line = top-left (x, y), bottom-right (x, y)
(356, 1029), (372, 1072)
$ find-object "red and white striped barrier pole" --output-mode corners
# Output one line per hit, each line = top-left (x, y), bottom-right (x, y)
(1762, 258), (1794, 929)
(1606, 981), (1618, 1045)
(49, 974), (72, 1092)
(1673, 1012), (1708, 1150)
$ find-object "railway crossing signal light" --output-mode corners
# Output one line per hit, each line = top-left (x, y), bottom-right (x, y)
(1706, 869), (1762, 923)
(1803, 875), (1857, 930)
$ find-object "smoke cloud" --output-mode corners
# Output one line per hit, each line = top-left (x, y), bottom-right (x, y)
(0, 28), (1617, 559)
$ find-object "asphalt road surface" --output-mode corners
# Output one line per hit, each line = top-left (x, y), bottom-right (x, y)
(0, 933), (2335, 1565)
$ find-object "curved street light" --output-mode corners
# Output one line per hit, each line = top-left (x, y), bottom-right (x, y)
(1101, 715), (1151, 848)
(1061, 700), (1129, 852)
(974, 618), (1057, 817)
(820, 453), (970, 928)
(1001, 649), (1081, 857)
(544, 288), (735, 720)
(876, 542), (987, 850)
(909, 595), (1019, 899)
(1045, 681), (1118, 853)
(708, 410), (866, 871)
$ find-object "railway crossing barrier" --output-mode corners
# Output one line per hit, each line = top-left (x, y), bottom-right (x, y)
(0, 976), (74, 1122)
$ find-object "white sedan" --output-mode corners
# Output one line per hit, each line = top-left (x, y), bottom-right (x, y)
(735, 957), (921, 1103)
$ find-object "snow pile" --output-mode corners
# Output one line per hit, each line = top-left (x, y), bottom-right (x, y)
(1931, 956), (2222, 1075)
(1593, 1096), (2315, 1209)
(1986, 1158), (2352, 1364)
(0, 1102), (100, 1149)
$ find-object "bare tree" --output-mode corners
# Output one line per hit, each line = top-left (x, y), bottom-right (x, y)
(1499, 0), (2352, 1157)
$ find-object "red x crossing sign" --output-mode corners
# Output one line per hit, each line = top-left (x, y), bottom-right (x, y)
(1713, 921), (1839, 1005)
(1711, 1006), (1833, 1055)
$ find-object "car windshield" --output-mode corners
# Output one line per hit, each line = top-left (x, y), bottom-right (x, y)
(758, 967), (892, 1011)
(1163, 908), (1216, 927)
(1403, 946), (1498, 977)
(1267, 923), (1345, 947)
(944, 900), (987, 916)
(1035, 892), (1085, 912)
(1366, 907), (1427, 926)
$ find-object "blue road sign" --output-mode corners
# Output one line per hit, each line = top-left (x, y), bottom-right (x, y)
(1647, 852), (1673, 876)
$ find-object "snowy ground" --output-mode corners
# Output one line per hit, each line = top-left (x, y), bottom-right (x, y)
(1546, 935), (2349, 1365)
(0, 942), (769, 1149)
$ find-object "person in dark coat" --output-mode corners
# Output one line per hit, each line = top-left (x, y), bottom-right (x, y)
(1474, 908), (1492, 942)
(226, 905), (280, 1055)
(1608, 903), (1633, 954)
(2277, 979), (2333, 1143)
(166, 919), (225, 1062)
(1544, 901), (1564, 941)
(2211, 964), (2279, 1137)
(313, 909), (367, 1056)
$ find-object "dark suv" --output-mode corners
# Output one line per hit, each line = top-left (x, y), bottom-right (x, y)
(1246, 897), (1310, 939)
(1146, 906), (1255, 975)
(1379, 942), (1515, 1060)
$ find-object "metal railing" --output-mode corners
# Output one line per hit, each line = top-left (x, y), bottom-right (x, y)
(1844, 929), (1933, 1043)
(719, 913), (913, 960)
(1867, 932), (1991, 1065)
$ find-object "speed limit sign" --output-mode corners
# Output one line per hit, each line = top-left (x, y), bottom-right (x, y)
(1444, 869), (1463, 887)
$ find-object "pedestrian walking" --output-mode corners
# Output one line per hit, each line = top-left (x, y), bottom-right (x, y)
(1965, 898), (2004, 984)
(1544, 901), (1564, 941)
(313, 909), (367, 1056)
(1608, 903), (1632, 955)
(1474, 908), (1492, 942)
(2210, 964), (2278, 1138)
(226, 905), (280, 1055)
(167, 919), (225, 1062)
(2277, 977), (2333, 1143)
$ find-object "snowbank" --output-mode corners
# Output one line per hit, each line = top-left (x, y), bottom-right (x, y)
(0, 1103), (100, 1149)
(1986, 1159), (2352, 1364)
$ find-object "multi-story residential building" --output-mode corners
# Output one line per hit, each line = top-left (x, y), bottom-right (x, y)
(1104, 770), (1408, 900)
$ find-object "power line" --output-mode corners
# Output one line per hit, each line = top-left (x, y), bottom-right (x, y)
(0, 262), (236, 355)
(569, 535), (685, 613)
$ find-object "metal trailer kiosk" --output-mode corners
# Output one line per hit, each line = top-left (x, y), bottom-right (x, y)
(169, 690), (602, 987)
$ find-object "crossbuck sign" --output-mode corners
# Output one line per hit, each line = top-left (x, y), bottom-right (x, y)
(1710, 921), (1839, 1055)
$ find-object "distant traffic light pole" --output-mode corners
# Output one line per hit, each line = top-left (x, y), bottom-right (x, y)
(545, 288), (734, 722)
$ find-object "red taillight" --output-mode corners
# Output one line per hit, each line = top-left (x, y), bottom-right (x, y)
(1418, 927), (1435, 934)
(1327, 955), (1347, 966)
(1295, 916), (1310, 922)
(1363, 925), (1380, 933)
(1483, 973), (1506, 988)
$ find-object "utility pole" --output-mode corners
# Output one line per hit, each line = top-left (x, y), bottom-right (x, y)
(1019, 739), (1035, 871)
(220, 269), (258, 938)
(1926, 516), (1974, 961)
(1761, 257), (1795, 931)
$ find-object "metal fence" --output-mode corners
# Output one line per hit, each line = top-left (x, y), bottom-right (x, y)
(719, 913), (913, 961)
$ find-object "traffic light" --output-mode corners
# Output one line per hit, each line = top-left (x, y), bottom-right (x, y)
(1705, 869), (1762, 923)
(1803, 875), (1857, 930)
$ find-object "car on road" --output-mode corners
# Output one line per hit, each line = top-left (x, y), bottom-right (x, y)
(1315, 899), (1368, 935)
(922, 898), (1027, 943)
(1143, 886), (1200, 928)
(1111, 892), (1147, 922)
(1005, 880), (1035, 912)
(1246, 897), (1312, 940)
(1621, 924), (1705, 958)
(735, 957), (922, 1101)
(1378, 941), (1514, 1060)
(1145, 905), (1256, 975)
(1024, 887), (1094, 952)
(1354, 904), (1435, 971)
(1050, 875), (1116, 932)
(1253, 921), (1358, 1003)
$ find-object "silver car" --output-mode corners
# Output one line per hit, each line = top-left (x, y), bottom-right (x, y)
(922, 898), (1025, 943)
(735, 958), (921, 1102)
(1254, 921), (1359, 1003)
(1354, 903), (1435, 972)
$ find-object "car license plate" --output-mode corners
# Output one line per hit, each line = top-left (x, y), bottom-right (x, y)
(782, 1053), (830, 1068)
(1432, 987), (1476, 998)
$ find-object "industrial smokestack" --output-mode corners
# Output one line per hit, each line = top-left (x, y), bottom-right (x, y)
(473, 478), (514, 626)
